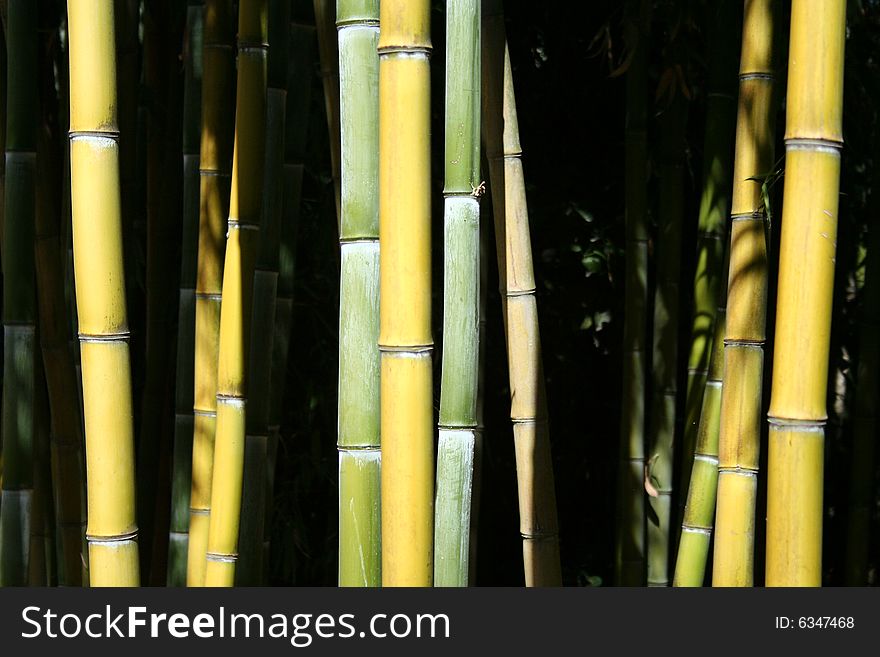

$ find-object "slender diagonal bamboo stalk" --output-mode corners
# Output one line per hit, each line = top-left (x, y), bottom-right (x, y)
(482, 0), (562, 586)
(236, 0), (289, 586)
(434, 0), (481, 588)
(167, 1), (204, 587)
(646, 88), (687, 588)
(615, 0), (650, 587)
(313, 0), (341, 225)
(337, 0), (381, 588)
(67, 0), (140, 586)
(713, 0), (777, 587)
(765, 0), (845, 587)
(678, 0), (739, 531)
(0, 0), (37, 586)
(204, 0), (268, 587)
(379, 0), (434, 587)
(188, 0), (235, 587)
(673, 306), (726, 586)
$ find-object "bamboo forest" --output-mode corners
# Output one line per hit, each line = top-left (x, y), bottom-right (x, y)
(0, 0), (877, 589)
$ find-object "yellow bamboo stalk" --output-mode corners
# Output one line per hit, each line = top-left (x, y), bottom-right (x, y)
(711, 0), (777, 587)
(765, 0), (845, 587)
(188, 0), (235, 587)
(482, 0), (562, 586)
(204, 0), (267, 587)
(67, 0), (139, 586)
(378, 0), (434, 587)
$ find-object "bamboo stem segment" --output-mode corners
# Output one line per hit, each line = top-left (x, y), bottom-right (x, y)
(434, 0), (481, 588)
(379, 0), (434, 587)
(188, 0), (235, 587)
(337, 0), (381, 588)
(765, 0), (845, 587)
(712, 0), (777, 587)
(66, 0), (139, 586)
(482, 0), (562, 586)
(204, 0), (268, 587)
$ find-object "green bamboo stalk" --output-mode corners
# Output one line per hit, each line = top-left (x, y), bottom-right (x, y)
(845, 195), (880, 585)
(615, 0), (651, 587)
(0, 24), (5, 261)
(0, 0), (37, 586)
(434, 0), (481, 588)
(646, 88), (688, 588)
(336, 0), (381, 588)
(677, 0), (739, 529)
(673, 306), (726, 586)
(264, 21), (316, 575)
(167, 1), (204, 587)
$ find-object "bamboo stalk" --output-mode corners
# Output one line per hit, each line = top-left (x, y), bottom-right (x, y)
(379, 0), (434, 587)
(67, 0), (140, 586)
(313, 0), (341, 225)
(167, 1), (204, 587)
(34, 91), (85, 587)
(434, 0), (481, 588)
(263, 21), (316, 575)
(673, 307), (726, 586)
(188, 0), (235, 587)
(765, 0), (845, 587)
(646, 88), (687, 588)
(29, 353), (54, 587)
(204, 0), (268, 587)
(0, 0), (37, 586)
(236, 0), (289, 586)
(712, 0), (777, 587)
(337, 0), (381, 588)
(615, 0), (650, 587)
(678, 0), (739, 530)
(482, 0), (562, 586)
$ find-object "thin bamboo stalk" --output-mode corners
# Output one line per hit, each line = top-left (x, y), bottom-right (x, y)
(167, 1), (204, 587)
(434, 0), (481, 588)
(646, 89), (687, 588)
(678, 0), (739, 528)
(0, 25), (5, 261)
(264, 21), (316, 575)
(28, 354), (53, 587)
(379, 0), (434, 587)
(615, 0), (650, 587)
(204, 0), (268, 587)
(188, 0), (235, 587)
(482, 0), (562, 586)
(0, 0), (37, 586)
(673, 306), (726, 586)
(337, 0), (381, 588)
(34, 97), (85, 587)
(313, 0), (341, 225)
(845, 196), (880, 585)
(712, 0), (777, 587)
(67, 0), (140, 586)
(765, 0), (846, 587)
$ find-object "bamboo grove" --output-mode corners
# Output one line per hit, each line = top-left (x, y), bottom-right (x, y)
(0, 0), (876, 588)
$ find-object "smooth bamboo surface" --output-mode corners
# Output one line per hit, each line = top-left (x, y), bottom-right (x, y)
(713, 0), (777, 587)
(204, 0), (268, 587)
(67, 0), (139, 586)
(188, 0), (235, 587)
(765, 0), (845, 587)
(435, 0), (481, 588)
(167, 1), (203, 587)
(615, 0), (650, 586)
(337, 0), (381, 588)
(482, 0), (562, 586)
(378, 0), (434, 587)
